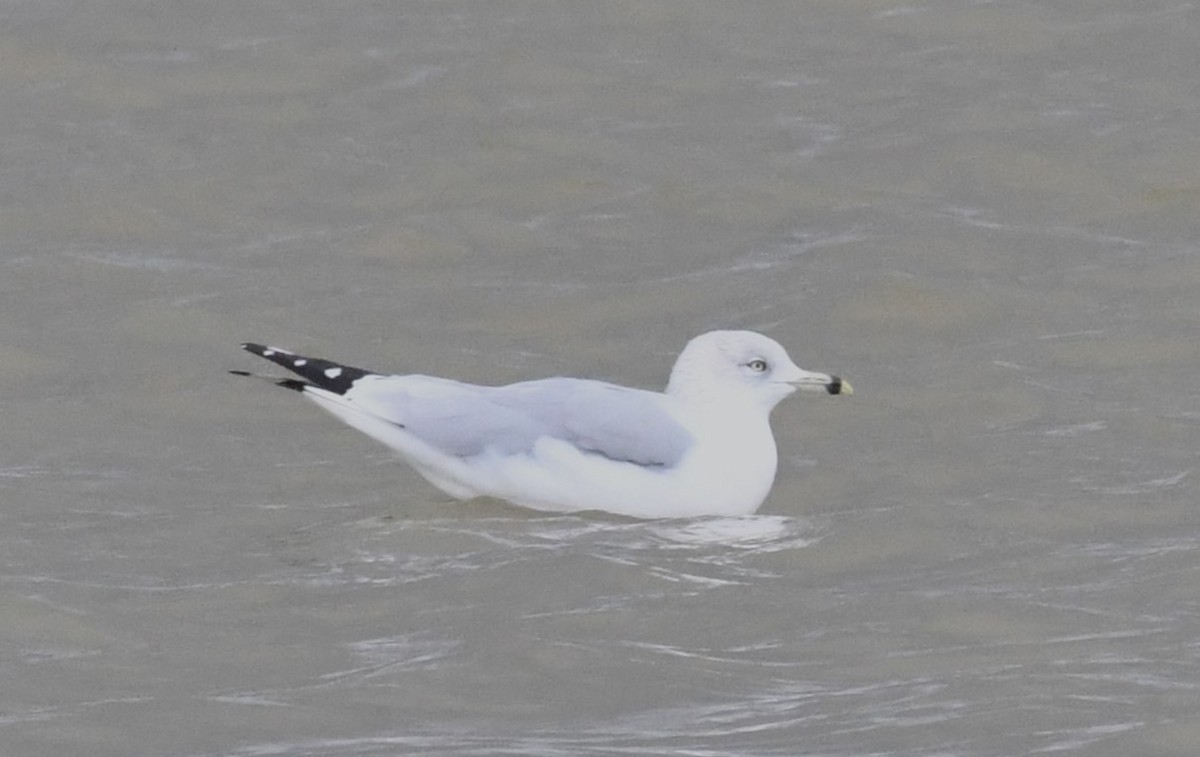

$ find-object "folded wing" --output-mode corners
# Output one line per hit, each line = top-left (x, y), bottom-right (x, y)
(348, 376), (694, 469)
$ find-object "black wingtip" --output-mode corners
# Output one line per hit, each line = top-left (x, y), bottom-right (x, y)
(241, 342), (288, 357)
(229, 368), (310, 393)
(238, 341), (375, 395)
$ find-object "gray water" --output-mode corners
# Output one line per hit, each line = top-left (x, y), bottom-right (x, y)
(3, 2), (1199, 755)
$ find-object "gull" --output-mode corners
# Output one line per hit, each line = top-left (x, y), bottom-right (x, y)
(234, 330), (850, 519)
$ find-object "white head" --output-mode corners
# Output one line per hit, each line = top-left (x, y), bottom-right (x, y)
(666, 330), (850, 410)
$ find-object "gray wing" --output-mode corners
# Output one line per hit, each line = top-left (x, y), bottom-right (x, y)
(350, 376), (694, 468)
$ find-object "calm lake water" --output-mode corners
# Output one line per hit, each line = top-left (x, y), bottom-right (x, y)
(2, 2), (1198, 755)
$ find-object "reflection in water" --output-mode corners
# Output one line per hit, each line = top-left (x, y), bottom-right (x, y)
(647, 514), (813, 548)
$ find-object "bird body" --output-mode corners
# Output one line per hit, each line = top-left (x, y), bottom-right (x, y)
(237, 331), (849, 518)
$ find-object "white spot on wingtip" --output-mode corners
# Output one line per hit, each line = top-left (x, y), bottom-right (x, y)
(263, 349), (276, 357)
(325, 367), (343, 379)
(294, 358), (308, 366)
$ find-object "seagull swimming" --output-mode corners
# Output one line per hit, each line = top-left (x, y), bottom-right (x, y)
(234, 331), (850, 519)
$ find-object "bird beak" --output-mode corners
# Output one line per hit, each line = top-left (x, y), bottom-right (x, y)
(787, 369), (853, 396)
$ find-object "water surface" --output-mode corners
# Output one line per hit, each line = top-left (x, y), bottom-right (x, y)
(2, 2), (1198, 755)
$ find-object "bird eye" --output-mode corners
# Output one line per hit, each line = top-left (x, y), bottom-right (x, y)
(747, 359), (768, 373)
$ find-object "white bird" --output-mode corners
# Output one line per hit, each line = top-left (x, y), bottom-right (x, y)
(234, 330), (850, 519)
